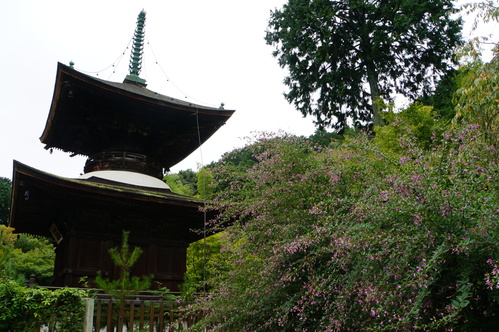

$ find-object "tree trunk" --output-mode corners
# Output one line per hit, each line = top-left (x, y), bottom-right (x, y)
(366, 64), (384, 127)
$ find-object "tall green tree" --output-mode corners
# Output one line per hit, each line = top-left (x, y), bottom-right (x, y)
(0, 178), (11, 225)
(418, 68), (459, 122)
(265, 0), (462, 131)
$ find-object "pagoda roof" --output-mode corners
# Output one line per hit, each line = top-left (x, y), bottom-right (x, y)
(9, 160), (207, 241)
(41, 62), (235, 170)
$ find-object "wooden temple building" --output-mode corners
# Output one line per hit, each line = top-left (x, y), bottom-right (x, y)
(8, 11), (234, 291)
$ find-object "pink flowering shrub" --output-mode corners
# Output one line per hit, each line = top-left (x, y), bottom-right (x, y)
(188, 126), (499, 331)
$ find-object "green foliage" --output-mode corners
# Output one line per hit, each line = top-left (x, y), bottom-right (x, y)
(307, 128), (344, 147)
(164, 169), (201, 196)
(265, 0), (462, 130)
(374, 103), (447, 152)
(0, 225), (19, 276)
(181, 233), (224, 296)
(0, 227), (55, 285)
(455, 50), (499, 146)
(0, 278), (87, 331)
(108, 231), (142, 275)
(0, 177), (11, 225)
(164, 173), (195, 196)
(207, 142), (265, 202)
(196, 167), (213, 199)
(187, 127), (499, 331)
(178, 169), (199, 196)
(418, 69), (459, 121)
(210, 143), (260, 171)
(95, 231), (152, 305)
(95, 272), (151, 302)
(462, 1), (499, 39)
(11, 234), (56, 285)
(456, 1), (499, 64)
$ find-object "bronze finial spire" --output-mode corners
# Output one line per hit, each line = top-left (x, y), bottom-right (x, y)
(124, 10), (147, 86)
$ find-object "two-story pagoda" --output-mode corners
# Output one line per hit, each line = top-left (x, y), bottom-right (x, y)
(9, 11), (234, 291)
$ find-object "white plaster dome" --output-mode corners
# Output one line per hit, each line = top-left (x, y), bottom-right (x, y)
(79, 170), (170, 190)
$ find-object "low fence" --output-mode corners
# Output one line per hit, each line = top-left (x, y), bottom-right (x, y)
(22, 285), (203, 331)
(86, 295), (202, 332)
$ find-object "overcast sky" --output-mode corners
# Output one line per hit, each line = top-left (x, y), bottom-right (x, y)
(0, 1), (495, 179)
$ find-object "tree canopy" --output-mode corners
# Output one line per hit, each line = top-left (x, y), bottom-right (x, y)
(0, 178), (11, 225)
(265, 0), (462, 131)
(455, 50), (499, 147)
(0, 226), (55, 285)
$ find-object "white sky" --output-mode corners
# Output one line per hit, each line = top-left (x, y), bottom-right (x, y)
(0, 0), (495, 179)
(0, 0), (318, 179)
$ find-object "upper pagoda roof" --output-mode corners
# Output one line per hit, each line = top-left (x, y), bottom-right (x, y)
(41, 62), (235, 171)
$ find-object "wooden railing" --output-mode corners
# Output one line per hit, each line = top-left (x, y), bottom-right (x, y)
(89, 295), (202, 332)
(84, 151), (163, 179)
(27, 286), (202, 331)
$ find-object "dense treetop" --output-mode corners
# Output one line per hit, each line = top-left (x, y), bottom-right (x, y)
(266, 0), (462, 131)
(0, 177), (11, 225)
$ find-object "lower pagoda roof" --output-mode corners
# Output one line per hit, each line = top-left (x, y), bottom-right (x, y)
(9, 161), (208, 243)
(41, 63), (235, 171)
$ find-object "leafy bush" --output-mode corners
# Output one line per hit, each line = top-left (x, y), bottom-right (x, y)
(0, 278), (87, 331)
(12, 234), (55, 285)
(0, 226), (55, 285)
(164, 171), (197, 196)
(455, 50), (499, 147)
(375, 103), (447, 152)
(0, 225), (18, 275)
(181, 233), (224, 296)
(188, 127), (499, 331)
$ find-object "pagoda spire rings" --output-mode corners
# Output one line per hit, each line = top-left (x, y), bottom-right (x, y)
(124, 10), (147, 86)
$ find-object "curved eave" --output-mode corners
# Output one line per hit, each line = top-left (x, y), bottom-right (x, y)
(11, 160), (204, 206)
(9, 161), (208, 238)
(40, 62), (235, 169)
